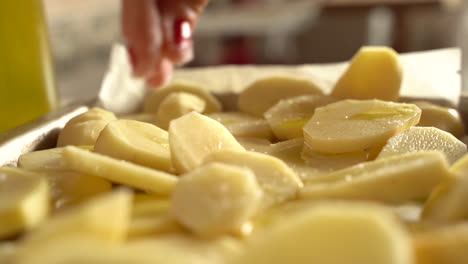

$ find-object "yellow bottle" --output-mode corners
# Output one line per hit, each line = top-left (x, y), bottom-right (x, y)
(0, 0), (59, 133)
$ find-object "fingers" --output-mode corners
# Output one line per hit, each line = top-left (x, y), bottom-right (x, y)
(146, 57), (173, 88)
(121, 0), (163, 78)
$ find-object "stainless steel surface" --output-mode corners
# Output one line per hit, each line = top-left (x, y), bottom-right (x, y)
(0, 102), (94, 167)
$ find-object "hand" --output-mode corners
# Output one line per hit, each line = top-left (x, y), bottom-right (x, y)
(121, 0), (209, 88)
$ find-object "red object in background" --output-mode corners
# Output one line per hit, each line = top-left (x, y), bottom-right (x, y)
(221, 37), (254, 65)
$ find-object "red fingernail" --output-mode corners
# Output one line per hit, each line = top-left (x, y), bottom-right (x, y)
(127, 46), (138, 70)
(173, 19), (192, 46)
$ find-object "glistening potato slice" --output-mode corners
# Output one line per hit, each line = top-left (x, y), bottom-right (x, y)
(264, 95), (337, 140)
(422, 153), (468, 222)
(57, 108), (117, 147)
(234, 202), (412, 264)
(300, 151), (450, 203)
(156, 92), (206, 129)
(143, 81), (222, 114)
(171, 163), (262, 237)
(413, 223), (468, 264)
(238, 76), (323, 116)
(377, 127), (467, 165)
(62, 146), (177, 195)
(0, 168), (49, 240)
(94, 120), (172, 172)
(208, 112), (274, 140)
(18, 147), (67, 171)
(304, 99), (421, 154)
(203, 150), (303, 209)
(412, 101), (465, 138)
(169, 112), (245, 173)
(331, 46), (402, 101)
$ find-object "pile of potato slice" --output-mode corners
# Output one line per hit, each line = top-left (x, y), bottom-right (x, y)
(1, 46), (468, 264)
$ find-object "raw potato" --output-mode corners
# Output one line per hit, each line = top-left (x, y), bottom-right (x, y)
(264, 95), (337, 140)
(208, 112), (274, 140)
(18, 147), (67, 171)
(236, 138), (271, 154)
(413, 223), (468, 264)
(119, 113), (156, 124)
(57, 108), (117, 147)
(377, 126), (467, 165)
(94, 120), (172, 172)
(129, 214), (182, 238)
(169, 112), (245, 173)
(412, 101), (465, 138)
(0, 168), (49, 240)
(331, 46), (402, 101)
(238, 76), (324, 116)
(304, 99), (421, 154)
(156, 92), (206, 129)
(20, 190), (131, 252)
(62, 146), (178, 195)
(422, 153), (468, 222)
(301, 144), (369, 172)
(234, 202), (412, 264)
(203, 150), (303, 209)
(171, 163), (262, 237)
(143, 81), (222, 114)
(300, 151), (450, 202)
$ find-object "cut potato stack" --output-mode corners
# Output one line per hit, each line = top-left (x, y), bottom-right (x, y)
(1, 46), (467, 263)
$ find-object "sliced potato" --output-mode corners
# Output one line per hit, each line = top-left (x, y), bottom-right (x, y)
(62, 146), (177, 195)
(377, 127), (467, 165)
(119, 113), (156, 124)
(169, 112), (245, 173)
(57, 108), (117, 147)
(20, 190), (131, 258)
(143, 81), (222, 114)
(18, 147), (67, 171)
(94, 120), (172, 172)
(264, 95), (337, 140)
(0, 168), (49, 240)
(412, 101), (465, 138)
(236, 138), (271, 154)
(300, 151), (450, 203)
(208, 112), (274, 140)
(203, 150), (303, 209)
(129, 214), (183, 238)
(422, 153), (468, 222)
(301, 144), (369, 172)
(156, 92), (206, 129)
(235, 202), (412, 264)
(238, 76), (323, 116)
(171, 163), (262, 237)
(304, 99), (421, 154)
(413, 223), (468, 264)
(331, 46), (402, 101)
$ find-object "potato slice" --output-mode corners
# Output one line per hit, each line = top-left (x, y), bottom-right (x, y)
(143, 81), (221, 114)
(119, 113), (156, 124)
(169, 112), (245, 173)
(18, 147), (67, 171)
(238, 76), (324, 116)
(413, 223), (468, 264)
(46, 171), (112, 211)
(156, 92), (206, 129)
(0, 168), (49, 240)
(377, 127), (467, 165)
(236, 138), (271, 154)
(57, 108), (117, 147)
(301, 144), (369, 172)
(304, 99), (421, 154)
(421, 153), (468, 222)
(94, 120), (172, 172)
(300, 151), (450, 202)
(331, 46), (402, 101)
(132, 195), (170, 217)
(62, 146), (177, 195)
(21, 190), (131, 249)
(412, 101), (465, 138)
(234, 202), (412, 264)
(171, 163), (262, 237)
(264, 95), (337, 140)
(203, 150), (303, 209)
(129, 214), (182, 238)
(208, 112), (274, 140)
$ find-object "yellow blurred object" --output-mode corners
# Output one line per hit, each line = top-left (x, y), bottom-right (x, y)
(0, 0), (58, 133)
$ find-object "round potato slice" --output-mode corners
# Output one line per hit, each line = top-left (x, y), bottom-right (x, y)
(304, 99), (421, 154)
(412, 101), (465, 138)
(331, 46), (402, 101)
(156, 92), (206, 129)
(208, 112), (274, 140)
(238, 76), (323, 117)
(264, 95), (337, 140)
(143, 81), (222, 114)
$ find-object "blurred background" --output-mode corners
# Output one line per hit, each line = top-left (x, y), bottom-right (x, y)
(43, 0), (462, 104)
